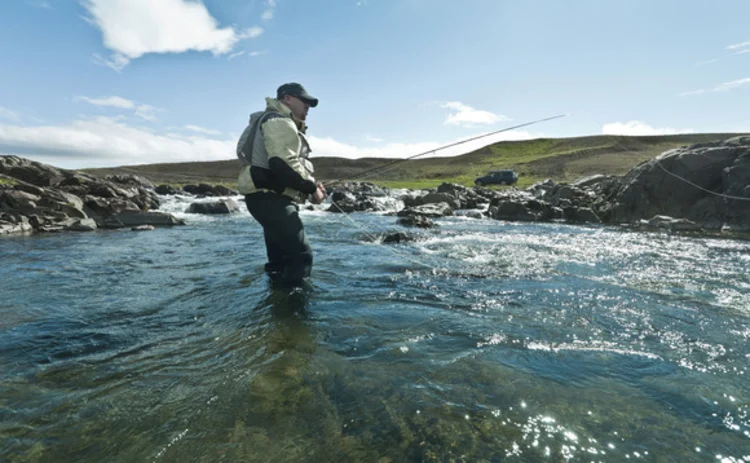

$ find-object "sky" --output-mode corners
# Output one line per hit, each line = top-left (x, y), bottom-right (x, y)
(0, 0), (748, 169)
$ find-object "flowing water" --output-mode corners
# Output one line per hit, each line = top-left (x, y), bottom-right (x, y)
(1, 193), (749, 462)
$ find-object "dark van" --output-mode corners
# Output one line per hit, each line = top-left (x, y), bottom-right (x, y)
(474, 170), (518, 186)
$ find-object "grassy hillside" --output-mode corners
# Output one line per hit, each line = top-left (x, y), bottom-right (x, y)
(80, 133), (745, 189)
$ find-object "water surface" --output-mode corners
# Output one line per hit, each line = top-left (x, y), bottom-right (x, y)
(1, 194), (748, 462)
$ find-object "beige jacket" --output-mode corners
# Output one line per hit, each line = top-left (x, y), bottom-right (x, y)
(237, 97), (316, 201)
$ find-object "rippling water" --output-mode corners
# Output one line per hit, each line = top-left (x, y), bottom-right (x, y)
(1, 194), (749, 462)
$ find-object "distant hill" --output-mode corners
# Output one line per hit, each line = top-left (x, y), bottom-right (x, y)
(80, 133), (746, 189)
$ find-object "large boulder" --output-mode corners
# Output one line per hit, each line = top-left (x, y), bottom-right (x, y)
(605, 137), (750, 228)
(489, 200), (538, 222)
(0, 156), (64, 187)
(420, 192), (460, 209)
(67, 218), (98, 232)
(98, 211), (185, 229)
(186, 199), (241, 214)
(155, 184), (181, 195)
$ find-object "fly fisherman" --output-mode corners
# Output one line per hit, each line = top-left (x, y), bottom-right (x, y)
(236, 82), (327, 286)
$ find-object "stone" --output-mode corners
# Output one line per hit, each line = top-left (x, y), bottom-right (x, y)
(186, 199), (241, 214)
(67, 218), (98, 232)
(396, 202), (454, 218)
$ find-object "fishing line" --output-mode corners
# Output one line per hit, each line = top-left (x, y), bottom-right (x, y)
(324, 197), (447, 273)
(323, 114), (568, 187)
(316, 113), (571, 277)
(579, 109), (750, 202)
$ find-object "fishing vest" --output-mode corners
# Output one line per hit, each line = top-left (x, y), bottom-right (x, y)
(236, 111), (314, 173)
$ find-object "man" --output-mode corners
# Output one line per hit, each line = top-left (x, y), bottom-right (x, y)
(236, 82), (327, 286)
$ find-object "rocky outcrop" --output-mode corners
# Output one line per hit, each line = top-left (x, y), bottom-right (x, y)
(601, 136), (750, 231)
(328, 136), (749, 238)
(5, 136), (747, 239)
(0, 156), (185, 235)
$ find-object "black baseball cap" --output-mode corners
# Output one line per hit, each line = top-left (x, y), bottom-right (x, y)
(277, 82), (319, 107)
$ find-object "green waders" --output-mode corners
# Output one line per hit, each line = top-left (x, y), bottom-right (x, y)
(244, 192), (312, 286)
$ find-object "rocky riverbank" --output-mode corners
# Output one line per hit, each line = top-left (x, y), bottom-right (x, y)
(328, 135), (750, 237)
(0, 156), (184, 235)
(2, 135), (748, 238)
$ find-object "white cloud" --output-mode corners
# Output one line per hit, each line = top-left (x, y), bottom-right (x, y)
(695, 58), (719, 66)
(727, 40), (750, 50)
(263, 0), (276, 19)
(365, 135), (383, 143)
(309, 130), (536, 160)
(680, 77), (750, 96)
(134, 105), (159, 121)
(91, 52), (131, 72)
(0, 106), (21, 122)
(75, 95), (163, 121)
(82, 0), (263, 70)
(228, 51), (246, 60)
(249, 51), (267, 57)
(76, 96), (135, 109)
(601, 121), (694, 136)
(0, 117), (234, 168)
(441, 102), (510, 127)
(185, 125), (221, 136)
(261, 0), (274, 22)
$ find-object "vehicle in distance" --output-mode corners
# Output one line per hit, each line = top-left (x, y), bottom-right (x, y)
(474, 170), (518, 186)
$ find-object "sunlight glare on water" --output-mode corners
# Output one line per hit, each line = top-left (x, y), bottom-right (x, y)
(1, 197), (749, 462)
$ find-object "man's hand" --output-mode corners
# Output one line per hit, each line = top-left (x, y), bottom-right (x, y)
(310, 183), (327, 204)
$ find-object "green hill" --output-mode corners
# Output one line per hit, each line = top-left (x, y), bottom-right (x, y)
(81, 133), (746, 190)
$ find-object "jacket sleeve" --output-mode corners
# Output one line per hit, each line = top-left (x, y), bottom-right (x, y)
(262, 117), (317, 195)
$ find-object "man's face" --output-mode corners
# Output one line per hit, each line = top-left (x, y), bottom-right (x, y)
(282, 95), (310, 121)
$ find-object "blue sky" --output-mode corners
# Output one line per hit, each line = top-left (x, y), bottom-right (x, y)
(0, 0), (748, 169)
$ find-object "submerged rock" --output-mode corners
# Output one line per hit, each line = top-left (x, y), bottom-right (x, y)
(382, 231), (416, 244)
(397, 215), (437, 228)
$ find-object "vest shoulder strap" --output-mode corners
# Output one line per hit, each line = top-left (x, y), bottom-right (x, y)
(238, 111), (284, 164)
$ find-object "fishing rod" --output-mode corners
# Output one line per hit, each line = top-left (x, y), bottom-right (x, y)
(322, 113), (567, 188)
